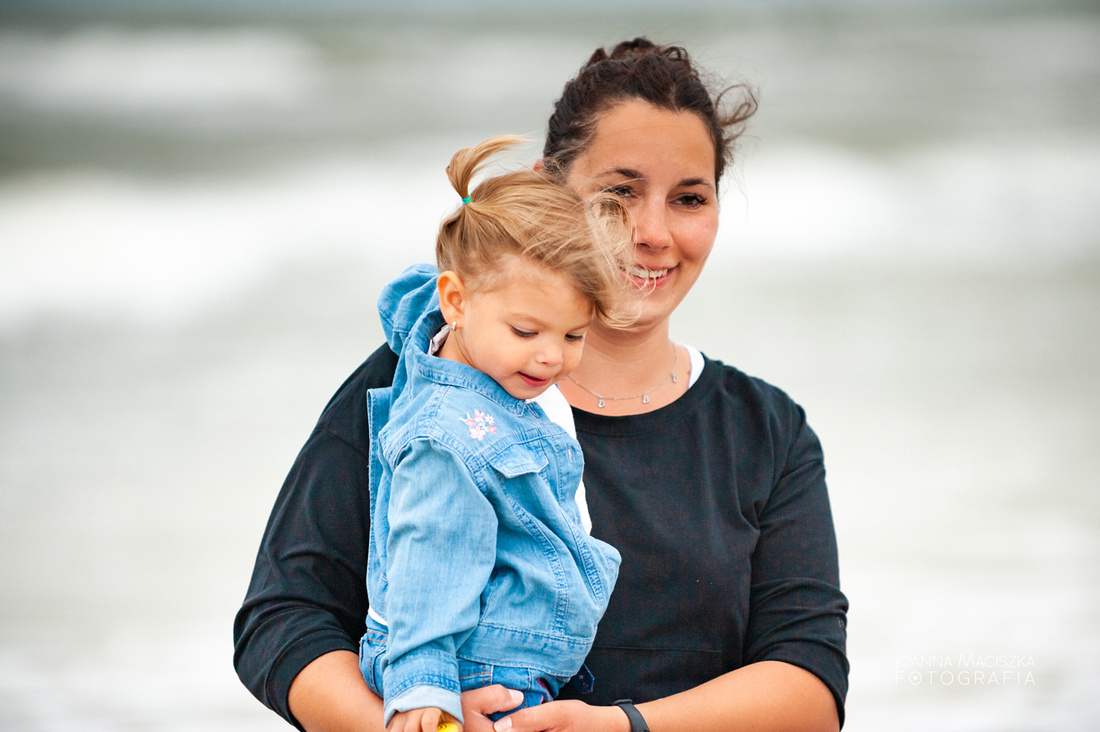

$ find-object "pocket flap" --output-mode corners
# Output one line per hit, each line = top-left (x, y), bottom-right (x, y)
(485, 443), (548, 479)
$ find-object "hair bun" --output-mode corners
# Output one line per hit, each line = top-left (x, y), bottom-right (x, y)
(583, 38), (694, 77)
(583, 38), (660, 69)
(607, 37), (657, 60)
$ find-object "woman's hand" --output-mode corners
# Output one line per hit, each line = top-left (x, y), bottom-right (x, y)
(459, 685), (526, 732)
(486, 661), (838, 732)
(488, 700), (629, 732)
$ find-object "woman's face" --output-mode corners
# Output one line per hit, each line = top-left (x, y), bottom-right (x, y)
(564, 99), (719, 332)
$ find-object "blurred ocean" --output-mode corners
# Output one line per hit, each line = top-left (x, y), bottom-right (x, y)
(1, 1), (1098, 730)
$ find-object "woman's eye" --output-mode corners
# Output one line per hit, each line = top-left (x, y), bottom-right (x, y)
(677, 193), (707, 208)
(604, 184), (634, 199)
(511, 327), (536, 338)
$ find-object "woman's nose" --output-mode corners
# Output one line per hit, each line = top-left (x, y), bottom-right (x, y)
(632, 197), (672, 251)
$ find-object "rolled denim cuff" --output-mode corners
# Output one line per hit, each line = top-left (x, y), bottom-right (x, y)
(383, 650), (463, 725)
(385, 684), (463, 726)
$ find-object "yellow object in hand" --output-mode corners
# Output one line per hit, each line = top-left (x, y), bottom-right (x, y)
(437, 723), (459, 732)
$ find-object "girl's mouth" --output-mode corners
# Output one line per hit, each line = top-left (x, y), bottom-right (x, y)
(519, 373), (550, 388)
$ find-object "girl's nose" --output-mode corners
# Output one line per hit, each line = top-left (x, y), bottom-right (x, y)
(536, 341), (563, 367)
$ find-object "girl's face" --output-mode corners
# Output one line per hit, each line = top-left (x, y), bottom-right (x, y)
(439, 255), (595, 401)
(564, 100), (719, 332)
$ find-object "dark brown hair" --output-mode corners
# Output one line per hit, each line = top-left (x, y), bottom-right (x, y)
(437, 135), (633, 326)
(543, 38), (757, 191)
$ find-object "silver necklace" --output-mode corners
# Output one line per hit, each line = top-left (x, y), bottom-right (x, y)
(566, 344), (679, 408)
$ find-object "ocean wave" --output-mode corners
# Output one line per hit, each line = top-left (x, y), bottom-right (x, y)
(0, 156), (444, 328)
(0, 26), (323, 118)
(717, 135), (1100, 261)
(3, 135), (1097, 330)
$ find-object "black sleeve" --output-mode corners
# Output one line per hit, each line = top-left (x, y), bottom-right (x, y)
(742, 386), (849, 727)
(233, 343), (398, 729)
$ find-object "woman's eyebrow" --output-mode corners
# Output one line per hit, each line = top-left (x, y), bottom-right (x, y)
(595, 167), (644, 181)
(680, 177), (715, 189)
(600, 169), (713, 190)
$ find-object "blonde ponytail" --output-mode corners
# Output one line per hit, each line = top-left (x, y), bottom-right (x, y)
(435, 136), (634, 326)
(445, 135), (528, 205)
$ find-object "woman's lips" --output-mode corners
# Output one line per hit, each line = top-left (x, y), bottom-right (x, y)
(625, 264), (673, 287)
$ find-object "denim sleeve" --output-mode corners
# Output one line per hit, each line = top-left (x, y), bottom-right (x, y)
(381, 438), (498, 725)
(743, 400), (849, 725)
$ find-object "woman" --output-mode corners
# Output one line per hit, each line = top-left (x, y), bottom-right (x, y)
(234, 38), (848, 732)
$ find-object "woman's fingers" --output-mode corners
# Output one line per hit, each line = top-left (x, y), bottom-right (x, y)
(495, 701), (563, 732)
(465, 685), (524, 715)
(493, 700), (626, 732)
(459, 685), (524, 732)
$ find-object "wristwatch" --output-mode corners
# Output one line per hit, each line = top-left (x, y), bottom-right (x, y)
(613, 700), (651, 732)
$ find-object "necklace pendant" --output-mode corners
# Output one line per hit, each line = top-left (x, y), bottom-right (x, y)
(597, 398), (606, 408)
(671, 372), (679, 383)
(641, 394), (650, 404)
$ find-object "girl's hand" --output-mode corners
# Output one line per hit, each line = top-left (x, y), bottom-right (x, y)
(387, 707), (459, 732)
(489, 700), (629, 732)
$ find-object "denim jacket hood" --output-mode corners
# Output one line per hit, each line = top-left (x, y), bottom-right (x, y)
(365, 264), (621, 724)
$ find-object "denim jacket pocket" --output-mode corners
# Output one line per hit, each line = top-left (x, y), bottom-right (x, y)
(484, 442), (548, 479)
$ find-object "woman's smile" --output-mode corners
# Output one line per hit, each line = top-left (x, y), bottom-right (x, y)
(567, 100), (719, 331)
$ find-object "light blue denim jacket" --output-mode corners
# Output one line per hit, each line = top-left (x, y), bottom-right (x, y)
(364, 264), (621, 725)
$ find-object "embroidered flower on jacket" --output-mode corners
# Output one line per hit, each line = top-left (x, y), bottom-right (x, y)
(462, 410), (497, 441)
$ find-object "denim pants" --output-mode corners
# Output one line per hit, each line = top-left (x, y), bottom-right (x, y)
(359, 616), (554, 720)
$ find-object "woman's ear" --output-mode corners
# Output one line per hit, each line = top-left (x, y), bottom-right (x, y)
(437, 270), (467, 327)
(532, 158), (545, 173)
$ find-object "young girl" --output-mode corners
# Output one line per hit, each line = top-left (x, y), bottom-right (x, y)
(361, 136), (632, 732)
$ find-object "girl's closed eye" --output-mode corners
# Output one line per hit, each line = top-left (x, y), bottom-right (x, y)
(565, 332), (586, 343)
(511, 326), (536, 338)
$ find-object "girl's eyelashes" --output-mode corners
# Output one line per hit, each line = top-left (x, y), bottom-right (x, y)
(511, 326), (586, 342)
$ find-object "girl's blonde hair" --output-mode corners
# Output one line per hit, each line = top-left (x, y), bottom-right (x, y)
(437, 135), (633, 326)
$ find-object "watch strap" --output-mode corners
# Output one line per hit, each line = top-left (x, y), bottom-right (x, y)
(613, 700), (650, 732)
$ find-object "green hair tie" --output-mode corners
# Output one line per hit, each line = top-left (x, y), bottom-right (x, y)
(461, 195), (472, 205)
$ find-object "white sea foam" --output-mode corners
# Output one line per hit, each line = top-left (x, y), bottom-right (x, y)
(0, 27), (322, 117)
(0, 156), (448, 328)
(3, 134), (1098, 329)
(2, 14), (1096, 330)
(718, 135), (1100, 261)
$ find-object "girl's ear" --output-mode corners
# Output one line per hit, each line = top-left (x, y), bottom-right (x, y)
(437, 270), (467, 326)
